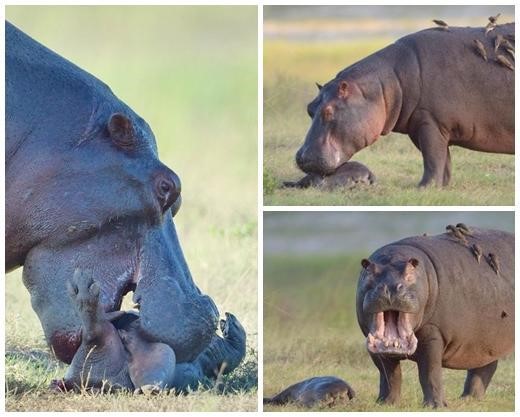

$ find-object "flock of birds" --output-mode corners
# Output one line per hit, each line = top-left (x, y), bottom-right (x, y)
(433, 13), (514, 71)
(443, 223), (500, 275)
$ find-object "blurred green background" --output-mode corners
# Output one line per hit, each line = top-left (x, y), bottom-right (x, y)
(6, 6), (257, 411)
(264, 212), (514, 411)
(263, 5), (515, 205)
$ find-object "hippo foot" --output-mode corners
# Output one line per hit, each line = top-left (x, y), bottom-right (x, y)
(423, 398), (448, 408)
(49, 378), (74, 393)
(133, 384), (164, 396)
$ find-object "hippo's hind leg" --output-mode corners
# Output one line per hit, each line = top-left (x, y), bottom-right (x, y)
(462, 360), (498, 400)
(370, 354), (402, 404)
(443, 148), (452, 186)
(67, 269), (106, 344)
(410, 119), (449, 187)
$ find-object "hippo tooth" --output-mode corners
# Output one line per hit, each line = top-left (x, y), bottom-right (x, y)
(368, 333), (375, 344)
(384, 340), (389, 347)
(393, 341), (399, 348)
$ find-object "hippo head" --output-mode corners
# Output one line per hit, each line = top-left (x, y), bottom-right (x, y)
(7, 107), (218, 364)
(356, 257), (428, 357)
(296, 79), (386, 175)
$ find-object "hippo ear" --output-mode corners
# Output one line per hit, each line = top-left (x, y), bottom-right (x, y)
(361, 258), (371, 269)
(404, 259), (419, 283)
(338, 81), (349, 99)
(315, 82), (323, 91)
(107, 113), (135, 147)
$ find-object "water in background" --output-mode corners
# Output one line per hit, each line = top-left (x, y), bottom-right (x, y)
(264, 5), (515, 41)
(264, 212), (514, 256)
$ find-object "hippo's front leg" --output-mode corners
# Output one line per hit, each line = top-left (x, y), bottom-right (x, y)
(410, 119), (450, 187)
(415, 325), (447, 408)
(370, 354), (402, 404)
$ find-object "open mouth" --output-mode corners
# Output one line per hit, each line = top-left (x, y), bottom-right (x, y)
(367, 310), (418, 356)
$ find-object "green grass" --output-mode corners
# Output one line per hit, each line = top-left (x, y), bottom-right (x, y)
(263, 254), (514, 411)
(263, 39), (515, 206)
(6, 6), (257, 411)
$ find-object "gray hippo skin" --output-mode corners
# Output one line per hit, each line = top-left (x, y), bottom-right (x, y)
(284, 161), (375, 190)
(356, 226), (514, 407)
(6, 21), (245, 388)
(263, 376), (355, 408)
(296, 24), (514, 186)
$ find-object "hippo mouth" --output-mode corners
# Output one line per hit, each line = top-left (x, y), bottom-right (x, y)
(367, 310), (418, 356)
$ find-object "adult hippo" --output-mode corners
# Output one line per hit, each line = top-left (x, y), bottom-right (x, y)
(296, 23), (514, 187)
(356, 225), (514, 407)
(6, 21), (245, 388)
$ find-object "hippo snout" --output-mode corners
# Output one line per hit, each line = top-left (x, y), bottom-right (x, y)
(295, 145), (343, 176)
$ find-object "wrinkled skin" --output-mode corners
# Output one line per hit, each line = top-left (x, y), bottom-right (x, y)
(264, 376), (355, 408)
(283, 160), (375, 190)
(6, 21), (245, 386)
(356, 226), (514, 407)
(296, 24), (514, 186)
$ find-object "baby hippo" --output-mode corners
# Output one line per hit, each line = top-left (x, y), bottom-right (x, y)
(284, 161), (375, 190)
(119, 312), (246, 393)
(264, 376), (355, 408)
(52, 269), (246, 394)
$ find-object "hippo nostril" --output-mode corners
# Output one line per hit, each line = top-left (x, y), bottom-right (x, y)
(159, 179), (171, 194)
(154, 170), (181, 213)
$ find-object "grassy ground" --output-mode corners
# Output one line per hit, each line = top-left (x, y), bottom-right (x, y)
(263, 39), (515, 206)
(263, 254), (515, 411)
(6, 6), (257, 411)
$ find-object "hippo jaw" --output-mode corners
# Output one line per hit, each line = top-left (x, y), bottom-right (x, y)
(367, 310), (418, 356)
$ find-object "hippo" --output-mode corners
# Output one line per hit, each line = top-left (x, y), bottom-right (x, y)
(6, 21), (245, 389)
(295, 23), (514, 187)
(263, 376), (355, 408)
(283, 161), (375, 190)
(356, 225), (514, 407)
(54, 270), (245, 392)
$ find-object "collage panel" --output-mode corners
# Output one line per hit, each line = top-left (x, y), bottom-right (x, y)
(3, 2), (517, 415)
(264, 211), (514, 411)
(5, 5), (257, 412)
(263, 5), (514, 206)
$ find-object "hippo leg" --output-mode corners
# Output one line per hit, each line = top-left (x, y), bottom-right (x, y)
(461, 360), (498, 400)
(370, 354), (402, 404)
(415, 326), (447, 408)
(443, 148), (452, 186)
(63, 270), (131, 391)
(411, 122), (449, 187)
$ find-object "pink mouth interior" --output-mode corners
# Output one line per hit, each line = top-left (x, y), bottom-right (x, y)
(367, 310), (418, 355)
